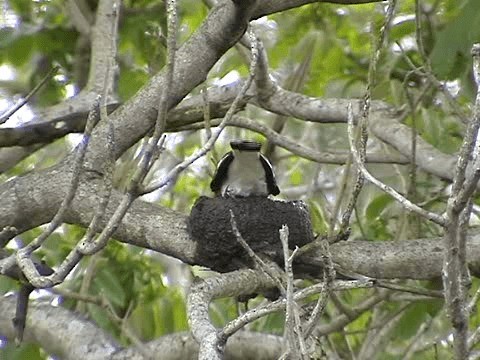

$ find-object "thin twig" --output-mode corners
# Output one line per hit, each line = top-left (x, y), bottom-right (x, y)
(141, 27), (260, 195)
(74, 252), (103, 313)
(100, 0), (120, 120)
(229, 210), (285, 294)
(78, 121), (115, 254)
(0, 66), (59, 124)
(179, 114), (410, 164)
(329, 151), (354, 235)
(105, 298), (153, 360)
(202, 83), (212, 140)
(402, 318), (433, 360)
(130, 0), (178, 195)
(44, 123), (116, 284)
(16, 97), (102, 287)
(280, 226), (307, 358)
(302, 239), (335, 338)
(0, 226), (17, 248)
(341, 0), (397, 232)
(81, 0), (177, 255)
(220, 280), (374, 340)
(375, 280), (443, 298)
(449, 46), (480, 207)
(467, 286), (480, 314)
(414, 0), (469, 124)
(346, 103), (445, 226)
(55, 287), (105, 307)
(442, 43), (480, 360)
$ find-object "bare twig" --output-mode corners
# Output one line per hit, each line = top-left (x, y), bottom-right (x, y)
(99, 0), (120, 126)
(340, 0), (397, 233)
(66, 0), (93, 36)
(337, 136), (362, 235)
(302, 239), (335, 339)
(127, 0), (178, 196)
(312, 291), (388, 338)
(86, 0), (120, 94)
(358, 302), (408, 360)
(0, 66), (59, 125)
(78, 121), (115, 254)
(229, 210), (285, 293)
(413, 0), (469, 124)
(74, 252), (103, 313)
(11, 0), (123, 289)
(141, 27), (260, 195)
(330, 161), (351, 230)
(467, 286), (480, 314)
(106, 299), (153, 360)
(188, 268), (279, 360)
(81, 0), (177, 254)
(15, 97), (101, 287)
(469, 325), (480, 351)
(252, 38), (276, 101)
(202, 84), (212, 140)
(34, 122), (116, 286)
(375, 280), (443, 298)
(45, 4), (120, 280)
(12, 284), (34, 344)
(180, 115), (410, 164)
(441, 43), (480, 360)
(402, 318), (434, 360)
(220, 280), (374, 340)
(279, 226), (307, 358)
(449, 48), (480, 207)
(362, 0), (397, 120)
(0, 226), (17, 248)
(346, 103), (445, 226)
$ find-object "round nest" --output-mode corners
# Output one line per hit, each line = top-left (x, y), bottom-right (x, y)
(188, 196), (314, 272)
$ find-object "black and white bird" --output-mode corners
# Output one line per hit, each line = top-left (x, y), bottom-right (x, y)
(210, 140), (280, 197)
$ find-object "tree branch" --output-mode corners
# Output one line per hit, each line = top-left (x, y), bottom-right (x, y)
(0, 296), (118, 360)
(0, 296), (283, 360)
(251, 0), (385, 19)
(187, 268), (276, 360)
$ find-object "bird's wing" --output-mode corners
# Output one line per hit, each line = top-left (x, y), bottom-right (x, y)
(259, 153), (280, 195)
(210, 151), (234, 193)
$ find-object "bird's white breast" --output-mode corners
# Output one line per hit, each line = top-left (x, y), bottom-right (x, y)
(221, 150), (267, 196)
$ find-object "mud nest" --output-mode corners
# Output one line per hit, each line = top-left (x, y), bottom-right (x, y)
(188, 196), (315, 273)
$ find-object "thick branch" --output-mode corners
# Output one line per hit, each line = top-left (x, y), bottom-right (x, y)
(83, 1), (257, 170)
(112, 331), (283, 360)
(0, 296), (283, 360)
(300, 234), (480, 280)
(251, 0), (384, 19)
(2, 161), (480, 280)
(0, 171), (196, 267)
(0, 296), (118, 360)
(85, 0), (119, 93)
(187, 268), (276, 359)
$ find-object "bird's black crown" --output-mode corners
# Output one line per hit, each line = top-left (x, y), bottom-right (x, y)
(230, 140), (262, 151)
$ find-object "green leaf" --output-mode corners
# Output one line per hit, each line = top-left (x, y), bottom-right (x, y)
(87, 302), (118, 337)
(118, 67), (149, 101)
(0, 342), (43, 360)
(92, 266), (127, 308)
(308, 200), (329, 235)
(9, 0), (33, 17)
(129, 300), (156, 340)
(430, 0), (480, 79)
(365, 193), (394, 223)
(289, 168), (303, 186)
(395, 300), (442, 339)
(0, 275), (18, 294)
